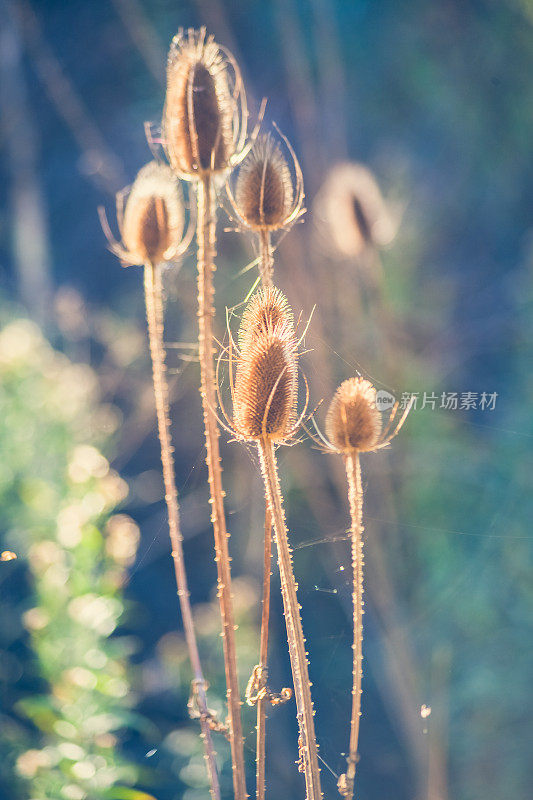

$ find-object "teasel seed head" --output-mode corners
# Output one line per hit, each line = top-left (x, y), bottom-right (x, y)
(163, 28), (240, 177)
(233, 289), (298, 441)
(99, 161), (189, 267)
(227, 128), (305, 233)
(314, 163), (399, 258)
(122, 162), (185, 264)
(325, 377), (382, 453)
(234, 134), (293, 231)
(238, 285), (293, 349)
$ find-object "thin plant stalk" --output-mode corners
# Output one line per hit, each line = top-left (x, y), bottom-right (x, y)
(258, 437), (322, 800)
(143, 261), (221, 800)
(196, 176), (247, 800)
(255, 228), (273, 799)
(342, 451), (364, 800)
(258, 230), (274, 288)
(256, 506), (272, 800)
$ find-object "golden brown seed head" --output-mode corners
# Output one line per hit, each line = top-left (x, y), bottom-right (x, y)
(235, 134), (293, 231)
(121, 161), (184, 265)
(238, 285), (293, 349)
(163, 28), (235, 176)
(234, 289), (297, 441)
(326, 377), (382, 453)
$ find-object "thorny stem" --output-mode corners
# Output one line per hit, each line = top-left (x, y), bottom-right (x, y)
(256, 229), (273, 799)
(340, 452), (364, 800)
(143, 262), (221, 800)
(258, 438), (323, 800)
(258, 230), (274, 287)
(256, 506), (272, 800)
(196, 176), (247, 800)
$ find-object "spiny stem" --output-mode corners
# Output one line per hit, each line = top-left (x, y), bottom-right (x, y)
(256, 229), (273, 799)
(256, 506), (272, 800)
(341, 452), (364, 800)
(196, 176), (247, 800)
(258, 230), (274, 287)
(258, 438), (322, 800)
(143, 262), (220, 800)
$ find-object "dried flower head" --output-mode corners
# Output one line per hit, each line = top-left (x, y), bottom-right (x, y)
(316, 377), (414, 455)
(228, 131), (305, 232)
(99, 161), (191, 267)
(233, 290), (298, 441)
(238, 285), (293, 349)
(162, 27), (250, 178)
(326, 378), (381, 453)
(314, 163), (399, 258)
(216, 289), (309, 444)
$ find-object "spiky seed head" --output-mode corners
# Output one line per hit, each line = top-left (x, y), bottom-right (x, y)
(233, 289), (297, 441)
(326, 377), (382, 453)
(238, 285), (293, 349)
(122, 161), (184, 265)
(235, 134), (294, 231)
(163, 28), (235, 176)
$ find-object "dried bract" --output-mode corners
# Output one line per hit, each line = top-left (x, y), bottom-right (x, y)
(163, 28), (248, 177)
(326, 377), (381, 453)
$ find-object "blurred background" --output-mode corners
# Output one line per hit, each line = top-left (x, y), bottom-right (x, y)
(1, 1), (532, 799)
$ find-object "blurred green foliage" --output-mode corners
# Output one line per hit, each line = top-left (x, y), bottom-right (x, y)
(0, 316), (154, 800)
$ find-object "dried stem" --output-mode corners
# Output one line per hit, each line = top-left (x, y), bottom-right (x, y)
(255, 228), (273, 799)
(143, 262), (220, 800)
(196, 176), (247, 800)
(258, 437), (322, 800)
(256, 506), (272, 800)
(258, 229), (274, 287)
(340, 451), (364, 800)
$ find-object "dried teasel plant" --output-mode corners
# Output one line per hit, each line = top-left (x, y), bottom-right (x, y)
(310, 377), (413, 800)
(157, 27), (266, 800)
(226, 136), (304, 798)
(227, 130), (305, 286)
(215, 288), (322, 800)
(228, 133), (304, 795)
(99, 162), (221, 800)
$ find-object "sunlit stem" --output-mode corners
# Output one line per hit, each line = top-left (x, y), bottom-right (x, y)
(258, 229), (274, 288)
(256, 506), (272, 800)
(340, 451), (364, 800)
(143, 262), (221, 800)
(255, 229), (273, 799)
(258, 437), (323, 800)
(196, 176), (247, 800)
